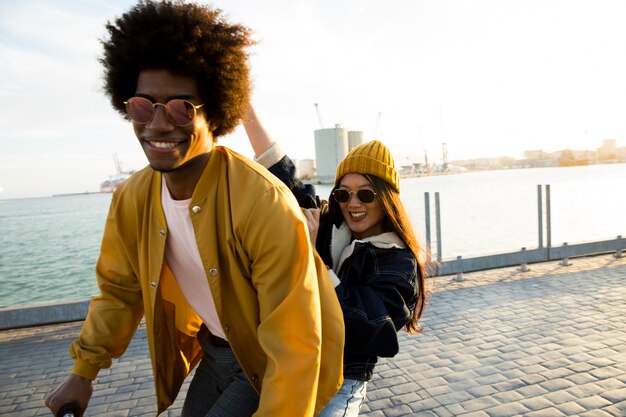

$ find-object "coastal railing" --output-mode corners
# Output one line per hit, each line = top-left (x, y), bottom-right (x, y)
(426, 184), (625, 278)
(2, 183), (624, 330)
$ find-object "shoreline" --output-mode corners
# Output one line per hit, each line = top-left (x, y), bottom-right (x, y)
(52, 191), (111, 197)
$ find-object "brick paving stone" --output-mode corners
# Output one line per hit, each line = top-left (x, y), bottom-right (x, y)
(474, 373), (510, 387)
(519, 396), (555, 412)
(588, 357), (619, 368)
(538, 377), (577, 391)
(513, 384), (549, 398)
(457, 411), (490, 417)
(2, 254), (625, 416)
(576, 395), (615, 411)
(490, 391), (526, 404)
(428, 405), (455, 417)
(519, 373), (548, 385)
(483, 402), (530, 416)
(565, 383), (607, 398)
(524, 407), (567, 417)
(603, 401), (626, 417)
(491, 379), (526, 392)
(443, 402), (467, 415)
(431, 390), (475, 406)
(466, 385), (499, 398)
(564, 372), (599, 386)
(424, 385), (454, 398)
(458, 396), (501, 413)
(539, 367), (575, 380)
(590, 366), (623, 380)
(555, 400), (591, 415)
(405, 396), (442, 414)
(600, 387), (626, 404)
(594, 377), (626, 392)
(524, 364), (548, 379)
(365, 387), (394, 402)
(419, 377), (450, 390)
(542, 390), (579, 405)
(578, 410), (614, 417)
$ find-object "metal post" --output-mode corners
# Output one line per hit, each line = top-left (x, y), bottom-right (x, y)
(546, 184), (552, 259)
(537, 185), (543, 248)
(424, 192), (431, 253)
(454, 255), (464, 281)
(435, 192), (442, 263)
(615, 235), (623, 258)
(561, 242), (571, 266)
(519, 247), (529, 272)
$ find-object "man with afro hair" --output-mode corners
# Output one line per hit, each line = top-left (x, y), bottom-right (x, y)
(44, 1), (344, 416)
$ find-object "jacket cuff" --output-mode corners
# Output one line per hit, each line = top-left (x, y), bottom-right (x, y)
(327, 269), (341, 288)
(72, 359), (101, 381)
(254, 143), (285, 168)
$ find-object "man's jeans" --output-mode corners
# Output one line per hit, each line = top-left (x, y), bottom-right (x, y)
(317, 378), (367, 417)
(182, 326), (259, 417)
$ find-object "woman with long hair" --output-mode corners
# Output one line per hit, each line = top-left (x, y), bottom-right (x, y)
(245, 106), (427, 416)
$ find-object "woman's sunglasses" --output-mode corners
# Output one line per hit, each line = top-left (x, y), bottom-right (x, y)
(332, 189), (378, 204)
(124, 96), (204, 127)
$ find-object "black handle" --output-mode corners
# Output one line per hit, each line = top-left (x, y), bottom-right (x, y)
(56, 403), (81, 417)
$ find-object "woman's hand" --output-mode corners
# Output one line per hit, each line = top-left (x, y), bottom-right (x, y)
(303, 208), (321, 247)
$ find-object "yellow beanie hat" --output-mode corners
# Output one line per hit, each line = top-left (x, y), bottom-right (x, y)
(335, 140), (400, 192)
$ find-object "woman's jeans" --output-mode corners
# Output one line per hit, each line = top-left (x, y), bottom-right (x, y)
(182, 326), (260, 417)
(317, 378), (367, 417)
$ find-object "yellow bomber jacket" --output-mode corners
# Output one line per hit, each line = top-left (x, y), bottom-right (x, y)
(70, 146), (344, 416)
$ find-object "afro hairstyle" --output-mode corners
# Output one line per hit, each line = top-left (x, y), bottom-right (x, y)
(100, 0), (254, 137)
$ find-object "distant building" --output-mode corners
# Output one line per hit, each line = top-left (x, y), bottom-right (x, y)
(523, 150), (546, 160)
(597, 139), (617, 161)
(348, 130), (365, 150)
(313, 124), (365, 182)
(294, 159), (315, 179)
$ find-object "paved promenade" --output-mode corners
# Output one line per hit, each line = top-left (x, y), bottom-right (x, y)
(1, 254), (625, 416)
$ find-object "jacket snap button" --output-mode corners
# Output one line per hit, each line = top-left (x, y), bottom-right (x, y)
(159, 229), (166, 237)
(209, 268), (219, 276)
(150, 281), (157, 288)
(251, 374), (258, 382)
(192, 205), (201, 214)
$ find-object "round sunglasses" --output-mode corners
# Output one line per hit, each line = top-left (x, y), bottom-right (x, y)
(332, 188), (378, 204)
(124, 96), (204, 127)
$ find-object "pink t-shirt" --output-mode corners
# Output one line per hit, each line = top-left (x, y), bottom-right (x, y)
(161, 178), (226, 340)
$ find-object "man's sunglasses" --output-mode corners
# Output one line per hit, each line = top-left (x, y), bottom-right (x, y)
(124, 96), (204, 127)
(332, 189), (378, 204)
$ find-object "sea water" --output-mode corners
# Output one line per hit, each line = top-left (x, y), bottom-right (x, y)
(1, 163), (624, 308)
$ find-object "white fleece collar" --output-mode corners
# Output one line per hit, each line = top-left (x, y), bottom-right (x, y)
(330, 221), (405, 272)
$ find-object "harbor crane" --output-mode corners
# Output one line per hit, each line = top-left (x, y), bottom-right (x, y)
(113, 153), (123, 174)
(314, 103), (325, 129)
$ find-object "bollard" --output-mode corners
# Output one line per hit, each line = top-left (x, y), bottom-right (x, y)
(560, 242), (571, 266)
(519, 247), (529, 272)
(615, 235), (624, 258)
(454, 256), (464, 282)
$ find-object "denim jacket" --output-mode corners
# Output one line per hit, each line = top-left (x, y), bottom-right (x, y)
(327, 224), (419, 380)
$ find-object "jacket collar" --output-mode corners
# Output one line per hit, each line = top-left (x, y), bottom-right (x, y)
(330, 221), (405, 271)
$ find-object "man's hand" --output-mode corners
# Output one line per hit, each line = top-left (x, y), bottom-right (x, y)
(45, 374), (93, 417)
(303, 208), (321, 247)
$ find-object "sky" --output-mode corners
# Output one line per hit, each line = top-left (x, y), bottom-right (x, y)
(1, 0), (626, 199)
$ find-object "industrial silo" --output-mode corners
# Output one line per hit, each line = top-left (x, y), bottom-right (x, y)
(294, 159), (315, 180)
(348, 130), (365, 151)
(314, 124), (349, 183)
